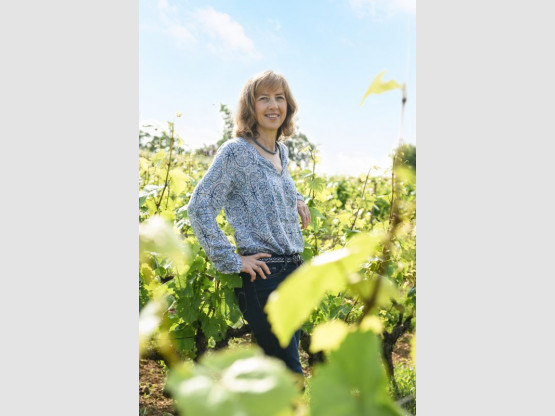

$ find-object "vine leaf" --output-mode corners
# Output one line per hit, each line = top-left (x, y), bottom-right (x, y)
(360, 70), (401, 106)
(310, 315), (383, 354)
(310, 320), (350, 353)
(310, 330), (404, 416)
(166, 347), (300, 416)
(265, 232), (382, 347)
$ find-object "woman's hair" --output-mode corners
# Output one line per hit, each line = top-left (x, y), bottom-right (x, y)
(234, 70), (297, 141)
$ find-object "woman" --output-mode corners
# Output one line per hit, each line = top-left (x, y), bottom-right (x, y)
(187, 70), (311, 376)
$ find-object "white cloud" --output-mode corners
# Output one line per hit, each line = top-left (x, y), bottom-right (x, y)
(157, 0), (169, 11)
(157, 0), (196, 46)
(155, 2), (261, 61)
(193, 7), (262, 61)
(167, 24), (196, 46)
(349, 0), (416, 19)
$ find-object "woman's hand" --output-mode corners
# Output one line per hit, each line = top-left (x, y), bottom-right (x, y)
(297, 200), (311, 229)
(240, 253), (272, 282)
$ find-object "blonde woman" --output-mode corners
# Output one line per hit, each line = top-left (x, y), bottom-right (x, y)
(187, 70), (311, 375)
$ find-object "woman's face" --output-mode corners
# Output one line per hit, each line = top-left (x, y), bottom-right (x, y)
(254, 87), (287, 137)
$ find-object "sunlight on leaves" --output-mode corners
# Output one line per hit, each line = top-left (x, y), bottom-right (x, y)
(266, 232), (382, 347)
(311, 315), (384, 354)
(359, 315), (384, 334)
(347, 272), (401, 306)
(310, 320), (350, 353)
(139, 215), (190, 274)
(170, 168), (188, 195)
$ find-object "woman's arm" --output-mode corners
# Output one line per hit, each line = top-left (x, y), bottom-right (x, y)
(187, 144), (243, 274)
(297, 199), (311, 229)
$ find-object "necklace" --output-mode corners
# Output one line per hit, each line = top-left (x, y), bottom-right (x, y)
(253, 137), (278, 155)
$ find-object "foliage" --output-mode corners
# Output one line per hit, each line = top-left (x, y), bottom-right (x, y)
(396, 143), (416, 171)
(284, 131), (317, 169)
(166, 346), (301, 416)
(389, 362), (416, 415)
(217, 103), (234, 147)
(138, 114), (416, 414)
(310, 330), (403, 416)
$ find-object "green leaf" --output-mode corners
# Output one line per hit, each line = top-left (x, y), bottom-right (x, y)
(200, 312), (227, 341)
(222, 286), (243, 324)
(308, 177), (326, 192)
(347, 273), (401, 307)
(217, 272), (242, 289)
(310, 320), (351, 353)
(411, 333), (416, 366)
(360, 70), (401, 106)
(171, 323), (196, 356)
(265, 232), (382, 347)
(139, 184), (164, 207)
(308, 207), (324, 219)
(176, 291), (200, 323)
(310, 330), (404, 416)
(166, 347), (300, 416)
(139, 215), (190, 276)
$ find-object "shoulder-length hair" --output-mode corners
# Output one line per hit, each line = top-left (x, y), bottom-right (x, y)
(234, 70), (297, 141)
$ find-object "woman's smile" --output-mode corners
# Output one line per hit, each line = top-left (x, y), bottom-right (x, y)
(255, 88), (287, 135)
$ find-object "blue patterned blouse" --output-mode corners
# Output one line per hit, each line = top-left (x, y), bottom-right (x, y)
(187, 137), (305, 274)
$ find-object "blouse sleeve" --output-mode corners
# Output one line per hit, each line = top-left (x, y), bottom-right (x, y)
(187, 143), (243, 274)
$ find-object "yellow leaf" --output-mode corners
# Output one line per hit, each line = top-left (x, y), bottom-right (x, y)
(310, 320), (351, 353)
(360, 70), (401, 106)
(170, 168), (188, 195)
(359, 315), (383, 334)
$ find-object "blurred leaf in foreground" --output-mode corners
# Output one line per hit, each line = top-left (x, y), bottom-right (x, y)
(139, 297), (168, 358)
(310, 329), (404, 416)
(310, 315), (383, 354)
(360, 70), (401, 106)
(266, 232), (382, 347)
(166, 346), (300, 416)
(139, 215), (190, 274)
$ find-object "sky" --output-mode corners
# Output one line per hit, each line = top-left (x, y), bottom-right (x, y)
(139, 0), (416, 177)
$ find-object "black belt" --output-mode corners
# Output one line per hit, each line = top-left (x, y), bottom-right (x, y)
(245, 253), (303, 265)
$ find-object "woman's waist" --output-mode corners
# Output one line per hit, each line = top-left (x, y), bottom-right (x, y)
(241, 252), (303, 265)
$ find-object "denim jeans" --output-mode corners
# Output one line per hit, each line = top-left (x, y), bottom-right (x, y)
(235, 259), (304, 376)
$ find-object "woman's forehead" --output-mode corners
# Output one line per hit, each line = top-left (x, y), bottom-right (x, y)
(255, 86), (285, 96)
(255, 78), (284, 94)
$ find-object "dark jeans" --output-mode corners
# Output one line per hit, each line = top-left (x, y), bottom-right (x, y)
(235, 259), (304, 376)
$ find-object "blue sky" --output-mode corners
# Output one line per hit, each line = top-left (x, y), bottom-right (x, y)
(139, 0), (416, 176)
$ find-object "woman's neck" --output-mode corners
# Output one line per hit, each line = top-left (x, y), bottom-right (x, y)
(255, 130), (278, 148)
